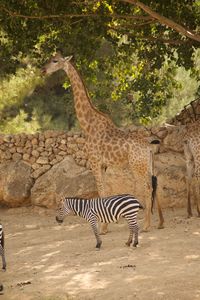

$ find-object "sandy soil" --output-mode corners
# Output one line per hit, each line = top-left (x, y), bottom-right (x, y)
(0, 206), (200, 300)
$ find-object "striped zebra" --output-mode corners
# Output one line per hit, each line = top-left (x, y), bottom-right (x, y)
(56, 194), (143, 249)
(0, 224), (6, 271)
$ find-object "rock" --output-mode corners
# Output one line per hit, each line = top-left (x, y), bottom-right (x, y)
(103, 151), (187, 209)
(23, 153), (30, 161)
(104, 165), (140, 200)
(36, 157), (49, 165)
(31, 164), (51, 179)
(31, 156), (98, 208)
(154, 152), (187, 208)
(12, 153), (22, 161)
(31, 138), (38, 145)
(0, 161), (34, 207)
(31, 150), (40, 158)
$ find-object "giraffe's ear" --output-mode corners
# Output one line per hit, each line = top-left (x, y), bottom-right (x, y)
(64, 55), (73, 62)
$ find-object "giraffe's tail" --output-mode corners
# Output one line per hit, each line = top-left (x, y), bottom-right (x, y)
(151, 175), (158, 214)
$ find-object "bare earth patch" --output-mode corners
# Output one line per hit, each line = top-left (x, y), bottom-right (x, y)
(0, 206), (200, 300)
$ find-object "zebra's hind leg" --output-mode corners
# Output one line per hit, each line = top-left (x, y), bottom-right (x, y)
(89, 218), (102, 250)
(132, 224), (139, 247)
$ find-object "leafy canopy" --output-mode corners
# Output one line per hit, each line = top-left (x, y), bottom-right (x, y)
(0, 0), (199, 132)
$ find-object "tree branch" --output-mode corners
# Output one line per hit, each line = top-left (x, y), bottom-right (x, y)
(121, 0), (200, 43)
(0, 6), (153, 21)
(109, 26), (193, 45)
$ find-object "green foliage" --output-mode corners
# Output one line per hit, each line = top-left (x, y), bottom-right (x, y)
(24, 76), (76, 131)
(0, 1), (199, 132)
(0, 65), (76, 133)
(153, 57), (200, 125)
(0, 109), (40, 134)
(0, 66), (42, 111)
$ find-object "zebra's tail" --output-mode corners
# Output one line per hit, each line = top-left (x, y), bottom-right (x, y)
(151, 175), (158, 214)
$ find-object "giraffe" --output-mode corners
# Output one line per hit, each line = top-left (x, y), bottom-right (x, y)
(42, 52), (164, 232)
(164, 122), (200, 217)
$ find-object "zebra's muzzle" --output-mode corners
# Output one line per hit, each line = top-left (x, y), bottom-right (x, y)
(56, 216), (63, 224)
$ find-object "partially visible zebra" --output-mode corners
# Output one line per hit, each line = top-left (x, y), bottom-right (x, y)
(56, 194), (143, 249)
(0, 224), (6, 271)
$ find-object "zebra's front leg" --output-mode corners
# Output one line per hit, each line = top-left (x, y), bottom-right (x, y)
(89, 218), (102, 249)
(126, 220), (139, 247)
(0, 246), (6, 271)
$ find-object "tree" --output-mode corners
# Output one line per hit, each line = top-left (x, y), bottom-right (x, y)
(0, 1), (199, 132)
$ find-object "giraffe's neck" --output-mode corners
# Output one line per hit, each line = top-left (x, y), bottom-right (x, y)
(63, 62), (115, 134)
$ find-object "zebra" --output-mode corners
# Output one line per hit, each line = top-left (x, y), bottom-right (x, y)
(56, 194), (143, 249)
(0, 224), (6, 271)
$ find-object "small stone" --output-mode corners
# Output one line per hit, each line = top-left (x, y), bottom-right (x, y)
(12, 153), (22, 161)
(23, 153), (30, 161)
(32, 150), (40, 158)
(31, 138), (38, 145)
(36, 157), (49, 164)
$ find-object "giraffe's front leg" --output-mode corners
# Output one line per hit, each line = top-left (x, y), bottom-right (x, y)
(89, 159), (109, 235)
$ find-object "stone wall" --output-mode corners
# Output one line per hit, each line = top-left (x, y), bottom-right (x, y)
(0, 130), (89, 179)
(0, 126), (190, 209)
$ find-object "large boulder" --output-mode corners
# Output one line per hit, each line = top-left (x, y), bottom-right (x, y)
(104, 165), (141, 199)
(31, 156), (98, 208)
(103, 151), (187, 209)
(0, 161), (33, 207)
(155, 152), (187, 208)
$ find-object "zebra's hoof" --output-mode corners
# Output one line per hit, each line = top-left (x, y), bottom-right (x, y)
(96, 241), (102, 250)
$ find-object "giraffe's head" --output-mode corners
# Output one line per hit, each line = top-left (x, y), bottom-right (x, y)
(42, 52), (73, 75)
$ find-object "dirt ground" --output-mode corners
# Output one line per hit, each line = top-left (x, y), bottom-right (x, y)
(0, 206), (200, 300)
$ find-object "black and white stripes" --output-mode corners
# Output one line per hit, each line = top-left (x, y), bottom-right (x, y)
(0, 224), (6, 271)
(56, 194), (143, 249)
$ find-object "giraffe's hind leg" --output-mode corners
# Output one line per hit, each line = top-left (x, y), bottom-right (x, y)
(100, 223), (108, 235)
(193, 177), (200, 217)
(195, 178), (200, 217)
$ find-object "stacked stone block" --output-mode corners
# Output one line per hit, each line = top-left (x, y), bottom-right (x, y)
(0, 130), (89, 179)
